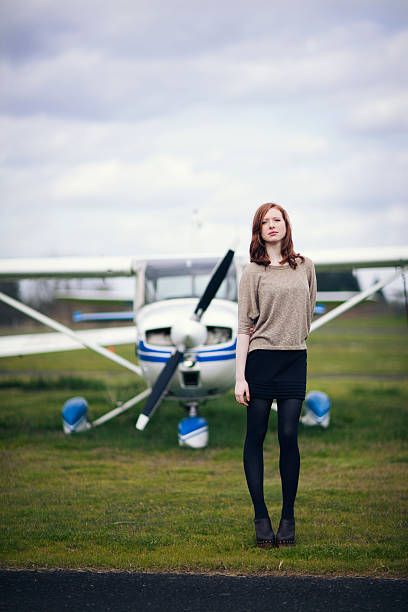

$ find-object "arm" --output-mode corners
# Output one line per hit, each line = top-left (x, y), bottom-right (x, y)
(235, 265), (258, 406)
(305, 260), (317, 338)
(235, 333), (250, 406)
(309, 261), (317, 314)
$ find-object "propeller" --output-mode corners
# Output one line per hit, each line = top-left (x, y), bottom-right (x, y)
(135, 249), (235, 431)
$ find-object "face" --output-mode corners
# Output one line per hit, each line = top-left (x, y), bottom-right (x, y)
(260, 207), (286, 244)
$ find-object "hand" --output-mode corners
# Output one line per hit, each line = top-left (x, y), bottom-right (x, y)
(235, 379), (250, 406)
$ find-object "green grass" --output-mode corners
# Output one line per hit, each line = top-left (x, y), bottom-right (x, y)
(0, 309), (407, 577)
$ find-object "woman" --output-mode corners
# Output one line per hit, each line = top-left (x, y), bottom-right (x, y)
(235, 203), (316, 548)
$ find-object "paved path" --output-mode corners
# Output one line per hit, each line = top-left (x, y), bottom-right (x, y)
(1, 570), (407, 611)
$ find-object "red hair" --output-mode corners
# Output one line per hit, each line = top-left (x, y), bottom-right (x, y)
(249, 203), (304, 270)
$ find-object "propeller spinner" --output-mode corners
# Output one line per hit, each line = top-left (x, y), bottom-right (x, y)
(135, 249), (235, 431)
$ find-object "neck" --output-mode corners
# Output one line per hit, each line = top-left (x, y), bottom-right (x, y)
(266, 242), (283, 264)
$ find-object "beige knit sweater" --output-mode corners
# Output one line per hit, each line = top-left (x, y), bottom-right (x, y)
(238, 256), (317, 351)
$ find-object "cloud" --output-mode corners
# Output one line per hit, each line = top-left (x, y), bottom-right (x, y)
(0, 0), (407, 266)
(347, 92), (408, 132)
(2, 4), (407, 122)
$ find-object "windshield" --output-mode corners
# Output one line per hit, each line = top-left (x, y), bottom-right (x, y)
(144, 260), (237, 303)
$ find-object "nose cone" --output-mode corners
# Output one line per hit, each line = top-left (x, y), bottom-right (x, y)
(171, 318), (208, 349)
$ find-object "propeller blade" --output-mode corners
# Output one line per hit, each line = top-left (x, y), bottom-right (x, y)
(135, 349), (184, 430)
(194, 249), (234, 318)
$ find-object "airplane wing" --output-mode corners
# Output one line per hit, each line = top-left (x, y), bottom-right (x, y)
(0, 256), (136, 279)
(0, 252), (238, 280)
(303, 246), (408, 271)
(0, 246), (407, 281)
(0, 326), (136, 358)
(236, 246), (408, 270)
(0, 246), (406, 361)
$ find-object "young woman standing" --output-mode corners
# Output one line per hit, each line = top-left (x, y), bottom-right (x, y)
(235, 203), (317, 548)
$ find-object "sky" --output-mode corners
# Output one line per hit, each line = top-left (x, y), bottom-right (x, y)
(1, 1), (407, 298)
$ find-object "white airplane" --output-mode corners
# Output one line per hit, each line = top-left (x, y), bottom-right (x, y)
(0, 246), (407, 446)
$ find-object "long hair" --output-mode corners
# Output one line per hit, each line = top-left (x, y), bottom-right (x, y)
(249, 203), (304, 270)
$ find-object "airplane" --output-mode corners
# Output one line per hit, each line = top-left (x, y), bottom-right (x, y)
(0, 246), (407, 447)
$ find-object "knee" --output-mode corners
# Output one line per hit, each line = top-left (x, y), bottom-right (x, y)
(278, 426), (298, 449)
(245, 427), (267, 447)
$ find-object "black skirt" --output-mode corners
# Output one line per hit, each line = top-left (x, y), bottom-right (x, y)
(245, 349), (307, 400)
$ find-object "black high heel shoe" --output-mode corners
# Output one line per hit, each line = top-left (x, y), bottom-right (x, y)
(275, 517), (295, 547)
(254, 517), (275, 548)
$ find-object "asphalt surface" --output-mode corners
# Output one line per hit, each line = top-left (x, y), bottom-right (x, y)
(1, 570), (407, 612)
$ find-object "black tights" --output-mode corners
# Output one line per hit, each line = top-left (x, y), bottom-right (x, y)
(243, 397), (303, 521)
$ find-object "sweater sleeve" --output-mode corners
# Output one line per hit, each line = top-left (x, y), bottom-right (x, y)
(237, 266), (260, 335)
(308, 259), (317, 315)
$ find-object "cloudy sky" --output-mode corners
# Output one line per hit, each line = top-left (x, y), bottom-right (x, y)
(1, 0), (407, 286)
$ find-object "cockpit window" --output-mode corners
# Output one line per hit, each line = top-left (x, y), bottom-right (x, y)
(144, 259), (237, 304)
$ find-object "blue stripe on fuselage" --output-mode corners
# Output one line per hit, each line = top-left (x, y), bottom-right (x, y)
(137, 339), (236, 355)
(138, 352), (236, 363)
(137, 338), (237, 364)
(196, 353), (235, 362)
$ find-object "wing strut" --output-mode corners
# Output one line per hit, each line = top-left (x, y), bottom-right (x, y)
(91, 388), (151, 427)
(0, 291), (143, 376)
(310, 267), (407, 333)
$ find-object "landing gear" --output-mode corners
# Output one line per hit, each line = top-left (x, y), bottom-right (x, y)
(178, 401), (209, 448)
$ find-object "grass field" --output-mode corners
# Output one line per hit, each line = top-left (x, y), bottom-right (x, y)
(0, 307), (407, 577)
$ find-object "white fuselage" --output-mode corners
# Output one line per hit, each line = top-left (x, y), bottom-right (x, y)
(135, 298), (238, 402)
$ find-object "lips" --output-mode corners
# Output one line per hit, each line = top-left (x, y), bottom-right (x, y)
(268, 232), (277, 235)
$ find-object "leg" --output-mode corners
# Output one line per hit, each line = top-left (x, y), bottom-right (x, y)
(277, 398), (303, 520)
(243, 397), (272, 519)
